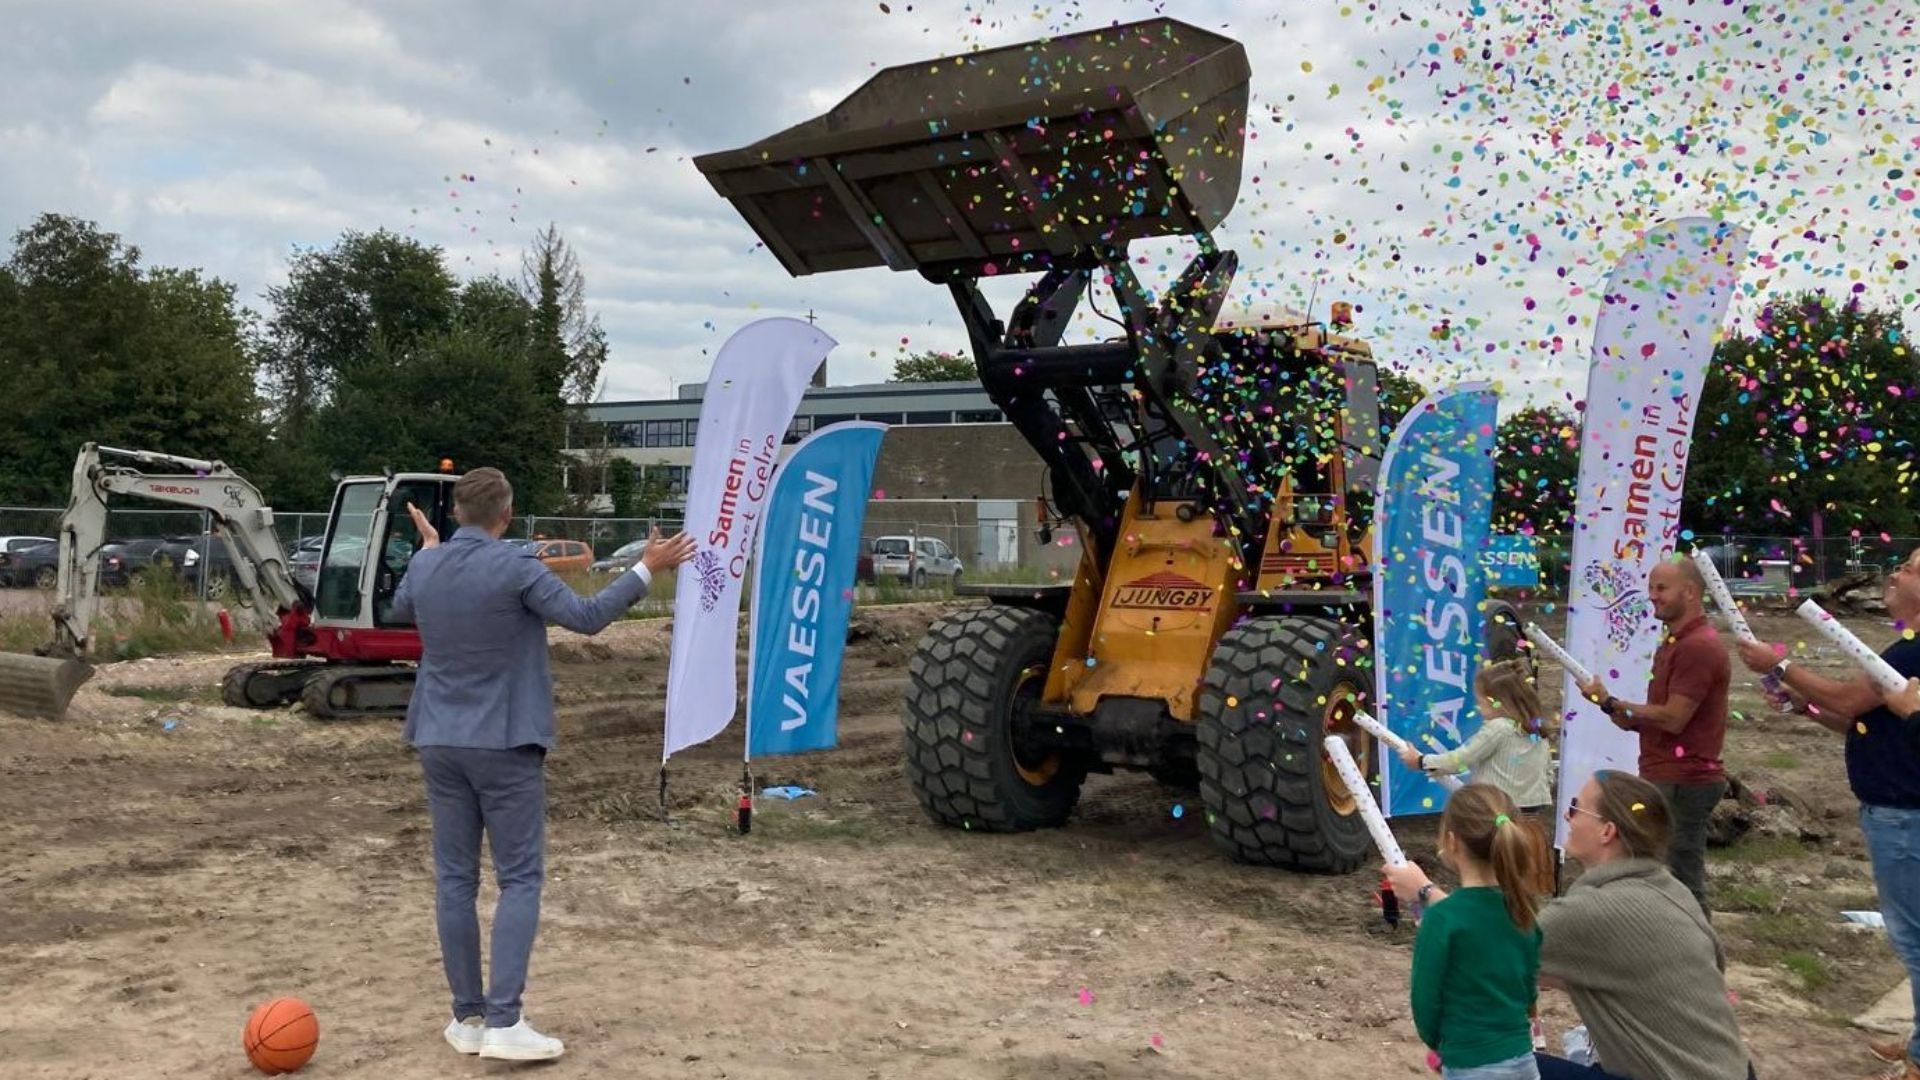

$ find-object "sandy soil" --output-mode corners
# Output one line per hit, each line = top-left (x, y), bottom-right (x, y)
(0, 602), (1895, 1078)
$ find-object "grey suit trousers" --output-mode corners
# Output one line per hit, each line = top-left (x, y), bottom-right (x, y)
(418, 745), (546, 1027)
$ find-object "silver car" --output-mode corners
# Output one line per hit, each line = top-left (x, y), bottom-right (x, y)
(590, 538), (649, 575)
(870, 535), (963, 587)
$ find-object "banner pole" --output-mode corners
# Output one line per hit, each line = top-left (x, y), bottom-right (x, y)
(658, 763), (671, 824)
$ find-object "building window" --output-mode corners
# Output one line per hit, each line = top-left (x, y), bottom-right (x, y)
(955, 409), (1003, 423)
(605, 421), (644, 447)
(814, 412), (857, 427)
(905, 410), (953, 425)
(859, 412), (904, 425)
(683, 419), (699, 444)
(644, 419), (684, 448)
(783, 415), (815, 445)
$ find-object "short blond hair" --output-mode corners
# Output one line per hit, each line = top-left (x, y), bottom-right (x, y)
(453, 467), (513, 527)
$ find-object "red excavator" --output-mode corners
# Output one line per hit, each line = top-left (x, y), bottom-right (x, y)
(0, 444), (455, 720)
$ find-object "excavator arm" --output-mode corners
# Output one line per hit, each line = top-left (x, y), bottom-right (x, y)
(52, 444), (304, 655)
(0, 444), (304, 718)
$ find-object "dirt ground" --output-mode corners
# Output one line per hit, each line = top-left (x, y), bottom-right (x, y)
(0, 601), (1899, 1078)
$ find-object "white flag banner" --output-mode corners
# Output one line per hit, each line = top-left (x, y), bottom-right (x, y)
(1555, 218), (1748, 842)
(663, 317), (834, 760)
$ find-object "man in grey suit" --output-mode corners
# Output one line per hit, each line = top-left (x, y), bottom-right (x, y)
(393, 467), (694, 1061)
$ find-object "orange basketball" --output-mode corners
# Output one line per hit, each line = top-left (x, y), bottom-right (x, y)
(243, 997), (319, 1074)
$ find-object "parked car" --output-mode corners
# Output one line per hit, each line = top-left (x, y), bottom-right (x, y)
(0, 535), (56, 586)
(590, 539), (649, 575)
(3, 539), (135, 590)
(869, 535), (963, 587)
(508, 538), (595, 574)
(857, 542), (875, 584)
(287, 535), (325, 592)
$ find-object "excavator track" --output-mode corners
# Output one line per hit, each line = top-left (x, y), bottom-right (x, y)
(220, 661), (328, 709)
(299, 665), (416, 721)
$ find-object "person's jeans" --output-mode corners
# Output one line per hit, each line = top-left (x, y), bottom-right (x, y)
(419, 745), (547, 1028)
(1535, 1053), (1757, 1079)
(1443, 1053), (1540, 1079)
(1657, 779), (1727, 915)
(1861, 803), (1920, 1064)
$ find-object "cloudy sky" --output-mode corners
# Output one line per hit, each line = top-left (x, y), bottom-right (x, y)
(2, 0), (1914, 408)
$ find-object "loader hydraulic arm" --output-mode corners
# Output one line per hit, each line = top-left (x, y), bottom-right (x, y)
(50, 444), (304, 659)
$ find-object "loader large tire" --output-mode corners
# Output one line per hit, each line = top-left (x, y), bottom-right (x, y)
(1197, 615), (1374, 873)
(903, 606), (1085, 831)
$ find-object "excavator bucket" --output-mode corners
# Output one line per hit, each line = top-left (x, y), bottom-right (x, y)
(693, 17), (1249, 279)
(0, 652), (93, 719)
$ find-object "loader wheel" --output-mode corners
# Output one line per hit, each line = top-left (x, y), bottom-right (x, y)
(1197, 615), (1374, 873)
(902, 605), (1085, 831)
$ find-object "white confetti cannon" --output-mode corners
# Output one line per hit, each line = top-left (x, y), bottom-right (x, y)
(1323, 735), (1406, 866)
(1351, 710), (1463, 793)
(1796, 599), (1907, 694)
(1523, 623), (1595, 686)
(1690, 548), (1758, 645)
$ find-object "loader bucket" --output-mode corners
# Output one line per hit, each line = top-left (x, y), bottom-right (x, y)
(694, 17), (1249, 279)
(0, 653), (94, 719)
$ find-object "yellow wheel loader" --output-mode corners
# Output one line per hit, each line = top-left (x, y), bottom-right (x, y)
(697, 18), (1517, 870)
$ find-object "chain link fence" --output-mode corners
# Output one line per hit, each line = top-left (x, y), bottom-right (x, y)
(1518, 532), (1918, 597)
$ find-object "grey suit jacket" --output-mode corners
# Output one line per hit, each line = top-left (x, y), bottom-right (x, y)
(393, 526), (649, 750)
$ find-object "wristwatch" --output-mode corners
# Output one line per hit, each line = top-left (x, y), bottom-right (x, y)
(1770, 658), (1793, 680)
(1416, 883), (1436, 906)
(1600, 695), (1620, 716)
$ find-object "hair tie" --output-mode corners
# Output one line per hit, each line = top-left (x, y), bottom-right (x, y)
(1494, 813), (1512, 827)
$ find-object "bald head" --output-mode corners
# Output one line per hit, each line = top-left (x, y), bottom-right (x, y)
(1649, 557), (1705, 625)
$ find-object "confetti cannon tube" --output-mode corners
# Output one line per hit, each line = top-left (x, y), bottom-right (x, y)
(1523, 623), (1595, 686)
(1690, 548), (1758, 645)
(1796, 600), (1907, 694)
(1322, 735), (1406, 867)
(1351, 710), (1463, 793)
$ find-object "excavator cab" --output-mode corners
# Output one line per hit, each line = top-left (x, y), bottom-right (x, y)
(313, 475), (453, 627)
(698, 18), (1394, 872)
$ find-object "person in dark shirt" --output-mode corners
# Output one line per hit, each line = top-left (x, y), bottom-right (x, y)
(1739, 547), (1920, 1078)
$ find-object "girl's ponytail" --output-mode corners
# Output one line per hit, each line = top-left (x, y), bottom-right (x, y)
(1440, 783), (1543, 931)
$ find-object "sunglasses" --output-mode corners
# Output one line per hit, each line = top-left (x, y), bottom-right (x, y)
(1565, 796), (1605, 824)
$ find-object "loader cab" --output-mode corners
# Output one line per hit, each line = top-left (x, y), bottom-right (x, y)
(1207, 309), (1381, 593)
(313, 474), (456, 628)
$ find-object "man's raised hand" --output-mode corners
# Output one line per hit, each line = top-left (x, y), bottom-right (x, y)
(408, 502), (440, 549)
(640, 527), (698, 575)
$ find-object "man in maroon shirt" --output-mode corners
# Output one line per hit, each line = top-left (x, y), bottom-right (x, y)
(1580, 558), (1731, 914)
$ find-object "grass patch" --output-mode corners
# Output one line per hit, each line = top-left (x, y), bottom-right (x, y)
(1760, 751), (1802, 770)
(105, 685), (209, 704)
(1781, 951), (1833, 992)
(1711, 835), (1807, 864)
(0, 573), (232, 662)
(1719, 883), (1782, 913)
(752, 809), (881, 844)
(1745, 910), (1823, 949)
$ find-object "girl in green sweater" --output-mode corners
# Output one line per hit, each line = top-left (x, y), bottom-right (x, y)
(1401, 783), (1546, 1080)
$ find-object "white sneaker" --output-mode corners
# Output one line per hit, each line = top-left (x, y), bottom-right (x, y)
(444, 1016), (485, 1055)
(478, 1018), (565, 1061)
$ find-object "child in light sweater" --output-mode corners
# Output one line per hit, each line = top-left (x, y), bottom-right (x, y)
(1398, 658), (1555, 813)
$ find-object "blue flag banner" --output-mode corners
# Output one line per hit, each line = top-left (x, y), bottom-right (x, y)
(1483, 534), (1540, 589)
(1372, 384), (1498, 817)
(746, 422), (887, 759)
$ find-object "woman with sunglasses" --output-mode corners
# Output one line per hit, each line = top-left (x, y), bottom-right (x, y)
(1387, 770), (1755, 1079)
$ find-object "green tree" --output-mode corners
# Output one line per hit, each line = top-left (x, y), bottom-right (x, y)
(1376, 367), (1430, 433)
(1683, 292), (1920, 535)
(890, 350), (975, 383)
(607, 459), (639, 518)
(1493, 405), (1580, 533)
(519, 223), (608, 405)
(0, 214), (267, 504)
(261, 229), (458, 439)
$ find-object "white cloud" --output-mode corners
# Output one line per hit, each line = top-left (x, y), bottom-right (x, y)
(0, 0), (1911, 415)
